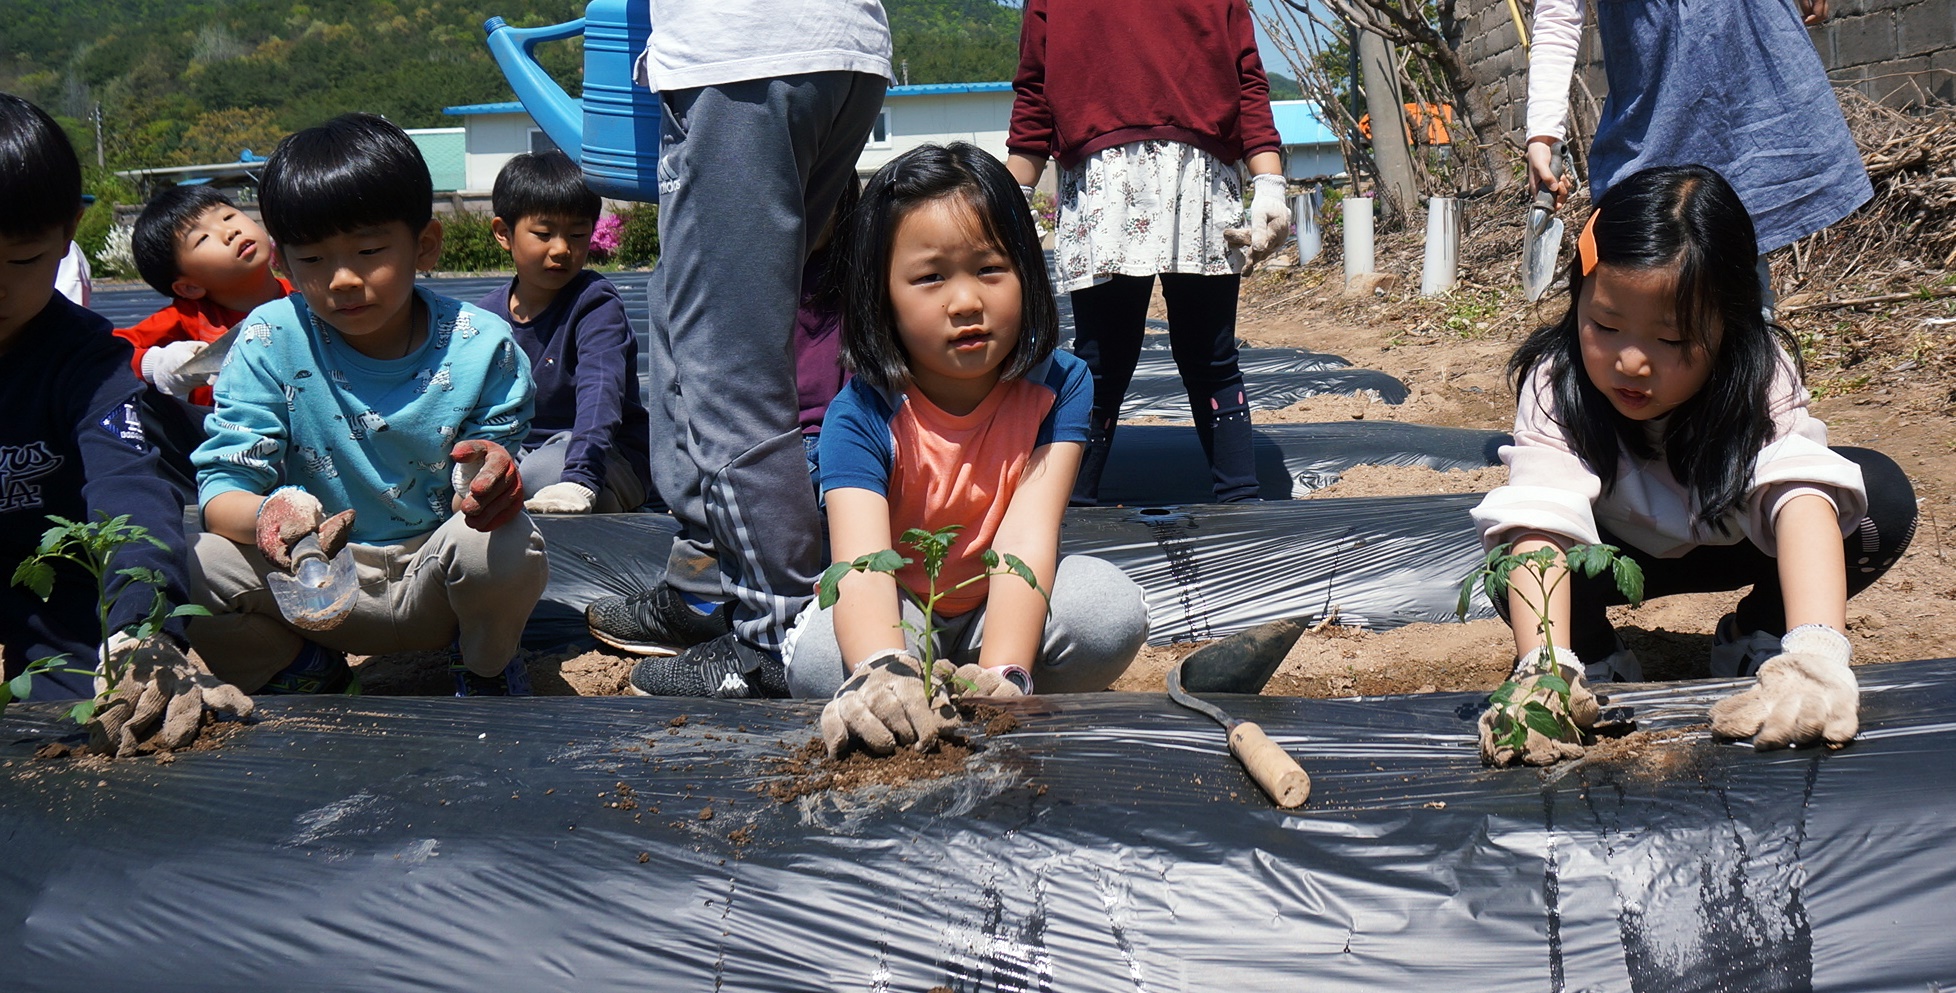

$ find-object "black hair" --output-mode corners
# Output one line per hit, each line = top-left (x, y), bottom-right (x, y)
(807, 173), (863, 313)
(491, 150), (600, 227)
(259, 113), (432, 247)
(1508, 164), (1800, 531)
(834, 142), (1057, 395)
(0, 92), (82, 240)
(132, 185), (238, 297)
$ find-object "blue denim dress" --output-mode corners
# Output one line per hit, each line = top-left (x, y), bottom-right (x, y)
(1589, 0), (1871, 252)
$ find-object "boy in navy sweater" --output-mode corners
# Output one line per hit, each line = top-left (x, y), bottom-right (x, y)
(0, 92), (250, 753)
(476, 151), (651, 515)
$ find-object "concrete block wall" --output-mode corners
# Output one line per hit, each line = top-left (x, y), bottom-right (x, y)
(1458, 0), (1955, 149)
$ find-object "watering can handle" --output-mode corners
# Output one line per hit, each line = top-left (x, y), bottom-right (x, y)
(483, 15), (587, 49)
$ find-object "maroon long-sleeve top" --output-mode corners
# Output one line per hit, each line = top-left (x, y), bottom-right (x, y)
(1007, 0), (1282, 171)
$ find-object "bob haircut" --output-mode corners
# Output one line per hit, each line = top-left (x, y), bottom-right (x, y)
(259, 113), (432, 248)
(1508, 164), (1799, 530)
(133, 185), (238, 297)
(0, 92), (83, 240)
(491, 150), (601, 227)
(835, 142), (1058, 395)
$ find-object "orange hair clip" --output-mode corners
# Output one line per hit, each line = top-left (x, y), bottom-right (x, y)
(1577, 211), (1599, 276)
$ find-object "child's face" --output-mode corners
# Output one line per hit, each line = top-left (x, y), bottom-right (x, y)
(277, 220), (442, 357)
(174, 204), (272, 297)
(886, 197), (1022, 405)
(0, 222), (73, 349)
(1577, 263), (1719, 421)
(493, 213), (592, 294)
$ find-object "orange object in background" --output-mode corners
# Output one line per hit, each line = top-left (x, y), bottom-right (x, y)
(1357, 103), (1454, 146)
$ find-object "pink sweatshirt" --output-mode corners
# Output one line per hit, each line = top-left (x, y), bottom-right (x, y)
(1471, 351), (1866, 558)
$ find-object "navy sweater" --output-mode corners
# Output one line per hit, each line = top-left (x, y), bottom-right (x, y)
(477, 271), (651, 496)
(0, 295), (193, 698)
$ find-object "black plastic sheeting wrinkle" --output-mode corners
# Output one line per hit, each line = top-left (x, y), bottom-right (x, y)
(5, 659), (1956, 991)
(527, 494), (1498, 650)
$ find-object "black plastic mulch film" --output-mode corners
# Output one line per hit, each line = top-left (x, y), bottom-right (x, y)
(6, 662), (1956, 991)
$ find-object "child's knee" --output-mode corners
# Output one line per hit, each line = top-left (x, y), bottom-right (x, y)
(782, 603), (847, 699)
(1040, 556), (1149, 691)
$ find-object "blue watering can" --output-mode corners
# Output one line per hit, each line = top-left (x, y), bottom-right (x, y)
(483, 0), (660, 202)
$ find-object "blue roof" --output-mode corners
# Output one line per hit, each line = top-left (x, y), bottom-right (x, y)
(885, 81), (1013, 97)
(1271, 100), (1337, 147)
(443, 101), (532, 116)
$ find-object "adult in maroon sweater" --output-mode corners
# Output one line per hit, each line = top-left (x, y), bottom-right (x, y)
(1008, 0), (1290, 505)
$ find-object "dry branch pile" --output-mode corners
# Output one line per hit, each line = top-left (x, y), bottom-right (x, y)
(1789, 90), (1956, 288)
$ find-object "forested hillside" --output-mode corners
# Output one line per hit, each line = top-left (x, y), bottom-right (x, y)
(0, 0), (1033, 171)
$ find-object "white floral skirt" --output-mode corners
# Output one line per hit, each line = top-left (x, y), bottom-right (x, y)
(1053, 139), (1248, 293)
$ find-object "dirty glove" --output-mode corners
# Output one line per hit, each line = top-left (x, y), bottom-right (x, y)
(144, 340), (214, 398)
(1710, 624), (1857, 749)
(821, 650), (960, 757)
(451, 440), (524, 531)
(1479, 646), (1601, 767)
(255, 487), (356, 570)
(951, 662), (1030, 698)
(90, 633), (255, 758)
(524, 481), (596, 514)
(1224, 174), (1291, 264)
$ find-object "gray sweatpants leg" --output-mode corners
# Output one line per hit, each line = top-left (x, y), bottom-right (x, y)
(783, 555), (1151, 698)
(519, 431), (648, 514)
(651, 71), (886, 652)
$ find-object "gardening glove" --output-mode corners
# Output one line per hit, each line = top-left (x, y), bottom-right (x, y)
(1709, 624), (1858, 750)
(821, 650), (960, 758)
(255, 487), (356, 570)
(90, 633), (255, 758)
(1479, 646), (1601, 767)
(524, 481), (596, 514)
(451, 440), (524, 531)
(1224, 174), (1292, 264)
(144, 340), (214, 398)
(951, 662), (1030, 698)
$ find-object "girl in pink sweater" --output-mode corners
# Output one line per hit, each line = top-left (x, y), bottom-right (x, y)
(1471, 165), (1914, 756)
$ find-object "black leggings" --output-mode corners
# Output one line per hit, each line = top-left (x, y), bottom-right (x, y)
(1068, 272), (1258, 504)
(1504, 447), (1918, 660)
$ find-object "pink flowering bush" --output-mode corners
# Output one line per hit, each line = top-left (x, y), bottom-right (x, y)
(589, 212), (625, 263)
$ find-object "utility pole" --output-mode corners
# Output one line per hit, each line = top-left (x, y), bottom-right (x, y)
(93, 102), (104, 169)
(1355, 28), (1417, 229)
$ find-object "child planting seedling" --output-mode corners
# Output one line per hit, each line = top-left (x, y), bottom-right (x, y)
(9, 514), (247, 755)
(813, 525), (1042, 756)
(1459, 542), (1644, 766)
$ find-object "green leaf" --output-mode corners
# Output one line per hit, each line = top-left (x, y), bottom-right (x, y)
(115, 566), (164, 585)
(816, 561), (855, 610)
(859, 549), (909, 574)
(1612, 557), (1646, 605)
(169, 604), (213, 619)
(1522, 701), (1568, 740)
(980, 548), (999, 569)
(68, 700), (98, 725)
(899, 527), (938, 547)
(1535, 672), (1570, 696)
(8, 671), (37, 701)
(1000, 553), (1043, 598)
(1488, 681), (1518, 707)
(13, 560), (54, 600)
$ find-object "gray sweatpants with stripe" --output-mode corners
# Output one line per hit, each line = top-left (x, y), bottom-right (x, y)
(646, 71), (886, 653)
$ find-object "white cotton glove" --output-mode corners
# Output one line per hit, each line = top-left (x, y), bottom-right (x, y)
(524, 481), (596, 514)
(1224, 174), (1292, 265)
(144, 340), (214, 398)
(1710, 624), (1858, 749)
(1479, 646), (1601, 767)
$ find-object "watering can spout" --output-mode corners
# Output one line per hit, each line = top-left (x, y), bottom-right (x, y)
(482, 14), (587, 162)
(482, 1), (662, 202)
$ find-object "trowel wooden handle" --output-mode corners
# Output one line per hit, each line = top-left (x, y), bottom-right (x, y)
(1228, 722), (1312, 808)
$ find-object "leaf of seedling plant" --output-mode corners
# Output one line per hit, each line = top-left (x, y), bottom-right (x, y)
(68, 700), (97, 725)
(1522, 701), (1569, 740)
(13, 559), (54, 601)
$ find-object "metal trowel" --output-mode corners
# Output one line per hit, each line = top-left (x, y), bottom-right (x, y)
(1521, 143), (1567, 302)
(267, 534), (358, 631)
(175, 324), (244, 378)
(1167, 618), (1313, 808)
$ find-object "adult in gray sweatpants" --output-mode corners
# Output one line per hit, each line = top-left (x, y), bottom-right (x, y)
(589, 0), (890, 698)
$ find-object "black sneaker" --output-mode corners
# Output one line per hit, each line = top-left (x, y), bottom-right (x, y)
(585, 584), (733, 656)
(451, 653), (533, 697)
(628, 632), (788, 699)
(260, 641), (355, 695)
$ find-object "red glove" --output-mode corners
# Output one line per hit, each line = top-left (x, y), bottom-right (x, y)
(451, 440), (524, 532)
(255, 488), (356, 569)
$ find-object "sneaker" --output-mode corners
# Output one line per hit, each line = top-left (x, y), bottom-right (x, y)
(585, 584), (733, 656)
(260, 641), (355, 695)
(1708, 614), (1783, 679)
(451, 652), (533, 697)
(1585, 637), (1644, 683)
(628, 631), (788, 699)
